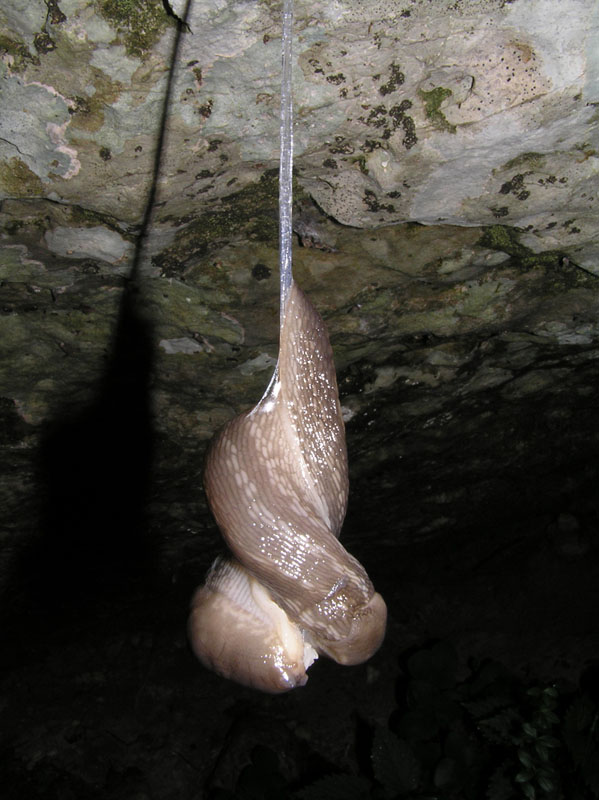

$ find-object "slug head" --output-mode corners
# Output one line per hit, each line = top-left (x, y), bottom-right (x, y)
(319, 590), (387, 665)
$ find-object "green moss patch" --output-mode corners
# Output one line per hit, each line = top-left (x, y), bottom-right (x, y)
(0, 35), (40, 71)
(153, 170), (284, 276)
(418, 87), (456, 134)
(0, 158), (44, 197)
(98, 0), (174, 58)
(479, 224), (597, 288)
(503, 151), (546, 171)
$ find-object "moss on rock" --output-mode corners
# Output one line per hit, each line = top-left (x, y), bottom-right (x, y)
(0, 158), (44, 197)
(418, 87), (456, 134)
(98, 0), (174, 58)
(154, 170), (282, 276)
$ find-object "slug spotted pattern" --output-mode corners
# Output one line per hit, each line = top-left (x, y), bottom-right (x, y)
(188, 282), (386, 692)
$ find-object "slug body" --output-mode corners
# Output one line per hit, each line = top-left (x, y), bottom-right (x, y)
(189, 282), (386, 692)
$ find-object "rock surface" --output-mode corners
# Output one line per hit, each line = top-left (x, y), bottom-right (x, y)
(1, 0), (598, 266)
(1, 2), (598, 797)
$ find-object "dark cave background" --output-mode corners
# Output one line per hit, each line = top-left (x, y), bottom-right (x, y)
(1, 265), (598, 797)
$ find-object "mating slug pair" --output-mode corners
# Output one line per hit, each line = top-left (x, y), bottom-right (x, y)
(188, 281), (386, 692)
(187, 0), (384, 693)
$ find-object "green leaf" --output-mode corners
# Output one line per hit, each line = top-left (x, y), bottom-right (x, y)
(537, 735), (560, 748)
(542, 686), (559, 699)
(371, 726), (420, 795)
(540, 710), (559, 725)
(537, 774), (554, 792)
(522, 723), (537, 738)
(527, 686), (558, 703)
(535, 767), (555, 792)
(515, 769), (534, 783)
(534, 743), (549, 762)
(517, 748), (534, 769)
(540, 695), (558, 711)
(477, 708), (519, 744)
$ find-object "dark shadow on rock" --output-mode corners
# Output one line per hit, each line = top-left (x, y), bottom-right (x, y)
(0, 4), (195, 653)
(8, 278), (158, 632)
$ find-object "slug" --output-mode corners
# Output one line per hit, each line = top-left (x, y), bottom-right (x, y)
(188, 281), (386, 692)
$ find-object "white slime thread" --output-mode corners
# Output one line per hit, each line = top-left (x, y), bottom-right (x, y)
(279, 0), (294, 322)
